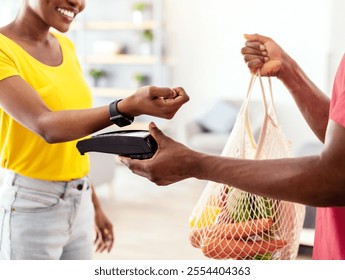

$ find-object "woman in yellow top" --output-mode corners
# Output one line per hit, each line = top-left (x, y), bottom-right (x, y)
(0, 0), (189, 260)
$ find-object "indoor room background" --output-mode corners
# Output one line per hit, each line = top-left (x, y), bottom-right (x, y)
(1, 0), (343, 151)
(0, 0), (344, 260)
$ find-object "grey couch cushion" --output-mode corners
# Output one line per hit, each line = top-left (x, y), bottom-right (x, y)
(196, 100), (239, 134)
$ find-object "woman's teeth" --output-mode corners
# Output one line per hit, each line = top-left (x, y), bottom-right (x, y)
(57, 8), (75, 18)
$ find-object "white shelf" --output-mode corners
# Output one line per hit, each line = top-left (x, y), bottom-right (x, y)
(74, 0), (166, 99)
(86, 54), (160, 65)
(84, 20), (159, 30)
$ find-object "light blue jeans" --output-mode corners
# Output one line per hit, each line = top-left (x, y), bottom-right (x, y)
(0, 171), (94, 260)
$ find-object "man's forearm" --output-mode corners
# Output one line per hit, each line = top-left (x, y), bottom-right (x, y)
(278, 55), (330, 142)
(192, 153), (343, 207)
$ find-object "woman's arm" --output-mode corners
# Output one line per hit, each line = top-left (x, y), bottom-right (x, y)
(0, 76), (189, 143)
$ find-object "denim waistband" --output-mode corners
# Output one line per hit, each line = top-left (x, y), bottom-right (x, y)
(2, 170), (90, 196)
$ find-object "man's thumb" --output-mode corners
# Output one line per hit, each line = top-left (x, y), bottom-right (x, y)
(244, 33), (269, 44)
(149, 122), (163, 144)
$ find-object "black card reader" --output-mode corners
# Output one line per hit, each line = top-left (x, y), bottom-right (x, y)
(76, 130), (157, 159)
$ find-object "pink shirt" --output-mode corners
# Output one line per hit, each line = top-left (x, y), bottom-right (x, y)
(312, 54), (345, 260)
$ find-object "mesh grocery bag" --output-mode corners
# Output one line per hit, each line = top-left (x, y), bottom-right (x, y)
(188, 74), (305, 260)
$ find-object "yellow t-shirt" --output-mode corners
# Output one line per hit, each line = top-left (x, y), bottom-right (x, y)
(0, 33), (92, 181)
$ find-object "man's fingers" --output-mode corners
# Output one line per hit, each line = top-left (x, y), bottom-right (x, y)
(118, 156), (145, 175)
(242, 42), (265, 55)
(246, 59), (264, 72)
(243, 54), (266, 64)
(118, 155), (129, 167)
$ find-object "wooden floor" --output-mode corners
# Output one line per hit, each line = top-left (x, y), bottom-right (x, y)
(92, 164), (208, 260)
(92, 164), (312, 260)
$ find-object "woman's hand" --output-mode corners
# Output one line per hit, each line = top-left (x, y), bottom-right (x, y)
(241, 34), (288, 77)
(94, 206), (114, 253)
(117, 86), (190, 119)
(91, 184), (114, 253)
(119, 122), (199, 186)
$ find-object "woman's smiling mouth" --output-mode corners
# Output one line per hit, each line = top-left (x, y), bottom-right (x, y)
(57, 8), (75, 20)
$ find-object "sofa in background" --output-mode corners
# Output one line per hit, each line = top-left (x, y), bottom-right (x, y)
(184, 98), (265, 155)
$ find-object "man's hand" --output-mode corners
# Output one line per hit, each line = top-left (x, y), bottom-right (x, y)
(119, 122), (198, 186)
(241, 33), (287, 77)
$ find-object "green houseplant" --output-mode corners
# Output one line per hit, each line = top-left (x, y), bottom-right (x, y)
(133, 73), (149, 88)
(141, 29), (154, 42)
(133, 2), (148, 12)
(139, 29), (154, 55)
(132, 2), (152, 24)
(89, 68), (106, 87)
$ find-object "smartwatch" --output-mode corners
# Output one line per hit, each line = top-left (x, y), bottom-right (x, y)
(109, 99), (134, 127)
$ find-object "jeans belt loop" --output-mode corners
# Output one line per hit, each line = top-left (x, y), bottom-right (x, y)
(5, 170), (16, 186)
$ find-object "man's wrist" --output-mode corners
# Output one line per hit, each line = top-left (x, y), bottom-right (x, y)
(280, 59), (307, 93)
(277, 55), (299, 85)
(187, 151), (208, 180)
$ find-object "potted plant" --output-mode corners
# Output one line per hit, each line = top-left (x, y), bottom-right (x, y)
(133, 73), (149, 88)
(139, 29), (154, 55)
(89, 68), (106, 87)
(133, 2), (147, 12)
(141, 29), (154, 42)
(132, 2), (151, 24)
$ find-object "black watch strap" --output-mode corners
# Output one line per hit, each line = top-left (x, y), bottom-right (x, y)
(109, 99), (134, 127)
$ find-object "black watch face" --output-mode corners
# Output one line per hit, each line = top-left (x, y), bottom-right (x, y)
(112, 115), (133, 127)
(109, 100), (134, 127)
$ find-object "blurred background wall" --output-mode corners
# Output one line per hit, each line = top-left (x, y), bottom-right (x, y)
(1, 0), (345, 152)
